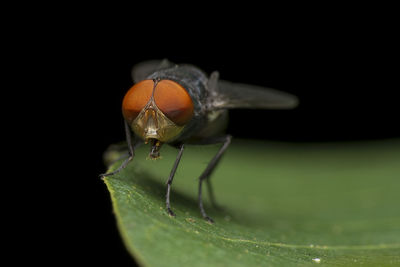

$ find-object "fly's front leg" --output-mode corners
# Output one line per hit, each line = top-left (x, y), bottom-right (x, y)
(101, 120), (140, 177)
(197, 135), (232, 223)
(165, 144), (185, 217)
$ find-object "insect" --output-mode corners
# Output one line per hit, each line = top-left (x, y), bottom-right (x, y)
(102, 59), (298, 223)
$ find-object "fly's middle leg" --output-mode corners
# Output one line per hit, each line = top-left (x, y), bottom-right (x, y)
(205, 178), (223, 211)
(197, 135), (232, 223)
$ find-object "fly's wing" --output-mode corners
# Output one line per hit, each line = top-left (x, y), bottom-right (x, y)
(210, 77), (299, 110)
(131, 59), (175, 83)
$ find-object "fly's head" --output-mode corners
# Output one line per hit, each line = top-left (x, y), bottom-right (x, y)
(122, 79), (194, 159)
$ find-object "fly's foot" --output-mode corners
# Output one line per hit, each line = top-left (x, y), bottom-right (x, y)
(167, 208), (176, 217)
(203, 216), (214, 224)
(100, 155), (133, 179)
(99, 171), (118, 179)
(99, 172), (112, 178)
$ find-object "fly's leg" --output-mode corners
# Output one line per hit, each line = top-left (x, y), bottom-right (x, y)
(166, 144), (185, 217)
(101, 121), (140, 177)
(197, 135), (232, 223)
(205, 178), (223, 211)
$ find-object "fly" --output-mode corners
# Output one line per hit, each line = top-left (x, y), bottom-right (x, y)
(101, 59), (298, 223)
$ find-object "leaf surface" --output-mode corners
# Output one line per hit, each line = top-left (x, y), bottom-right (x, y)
(104, 139), (400, 266)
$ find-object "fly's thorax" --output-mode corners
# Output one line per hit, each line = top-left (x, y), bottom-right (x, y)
(122, 79), (194, 144)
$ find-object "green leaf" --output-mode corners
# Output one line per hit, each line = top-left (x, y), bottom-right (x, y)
(103, 139), (400, 266)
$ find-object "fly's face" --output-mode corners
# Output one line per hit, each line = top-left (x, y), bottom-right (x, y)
(122, 79), (194, 158)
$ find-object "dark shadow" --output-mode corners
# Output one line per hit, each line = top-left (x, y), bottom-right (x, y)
(121, 169), (236, 222)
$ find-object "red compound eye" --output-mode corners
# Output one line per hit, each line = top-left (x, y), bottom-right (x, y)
(154, 80), (194, 125)
(122, 80), (154, 123)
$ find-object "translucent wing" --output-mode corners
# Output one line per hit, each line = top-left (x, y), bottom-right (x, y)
(131, 59), (174, 83)
(210, 78), (299, 110)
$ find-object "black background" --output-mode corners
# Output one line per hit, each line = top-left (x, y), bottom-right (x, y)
(27, 12), (398, 266)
